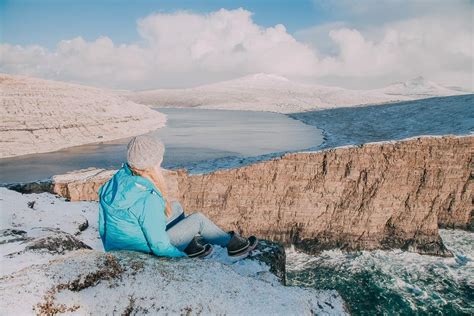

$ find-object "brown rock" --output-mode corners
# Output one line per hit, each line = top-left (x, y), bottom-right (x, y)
(177, 136), (472, 256)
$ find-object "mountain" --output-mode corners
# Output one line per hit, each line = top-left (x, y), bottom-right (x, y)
(127, 73), (468, 113)
(0, 74), (166, 158)
(376, 76), (467, 98)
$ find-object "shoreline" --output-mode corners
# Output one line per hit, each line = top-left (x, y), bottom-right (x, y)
(2, 133), (471, 186)
(0, 107), (323, 184)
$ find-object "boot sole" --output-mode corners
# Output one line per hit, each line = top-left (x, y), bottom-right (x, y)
(228, 237), (258, 257)
(188, 244), (212, 258)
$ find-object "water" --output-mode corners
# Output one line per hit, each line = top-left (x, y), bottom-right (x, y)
(0, 108), (323, 184)
(285, 95), (474, 315)
(289, 94), (474, 149)
(287, 229), (474, 315)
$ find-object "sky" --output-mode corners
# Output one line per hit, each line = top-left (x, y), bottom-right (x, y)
(1, 0), (473, 90)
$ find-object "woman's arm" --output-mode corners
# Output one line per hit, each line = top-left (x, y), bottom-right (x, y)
(139, 193), (186, 257)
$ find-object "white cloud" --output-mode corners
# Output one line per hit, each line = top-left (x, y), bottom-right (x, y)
(296, 4), (474, 89)
(1, 6), (473, 90)
(0, 8), (319, 89)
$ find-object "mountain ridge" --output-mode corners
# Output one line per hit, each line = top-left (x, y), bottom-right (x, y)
(127, 73), (468, 113)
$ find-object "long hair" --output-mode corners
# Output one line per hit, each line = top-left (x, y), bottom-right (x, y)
(129, 163), (172, 217)
(129, 164), (167, 196)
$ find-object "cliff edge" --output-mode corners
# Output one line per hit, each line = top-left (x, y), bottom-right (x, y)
(10, 135), (473, 256)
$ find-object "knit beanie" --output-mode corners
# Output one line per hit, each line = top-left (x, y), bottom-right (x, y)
(127, 135), (165, 170)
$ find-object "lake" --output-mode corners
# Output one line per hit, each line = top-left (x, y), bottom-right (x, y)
(0, 108), (323, 184)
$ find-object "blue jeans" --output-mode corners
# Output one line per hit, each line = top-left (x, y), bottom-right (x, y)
(166, 201), (231, 251)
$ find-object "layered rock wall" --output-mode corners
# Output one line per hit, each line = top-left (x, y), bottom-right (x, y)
(177, 136), (472, 256)
(0, 74), (166, 158)
(10, 136), (473, 255)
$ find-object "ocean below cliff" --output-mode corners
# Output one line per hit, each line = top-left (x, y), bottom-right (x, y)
(286, 94), (474, 315)
(287, 229), (474, 315)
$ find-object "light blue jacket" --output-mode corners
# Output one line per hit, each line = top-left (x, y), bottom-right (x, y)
(98, 164), (186, 258)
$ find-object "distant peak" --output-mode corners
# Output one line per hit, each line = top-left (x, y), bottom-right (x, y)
(388, 76), (436, 89)
(241, 73), (290, 82)
(406, 76), (430, 85)
(411, 75), (426, 82)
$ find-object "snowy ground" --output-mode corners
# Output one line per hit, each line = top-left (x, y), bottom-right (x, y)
(0, 188), (347, 315)
(289, 94), (474, 150)
(127, 73), (468, 113)
(0, 74), (167, 158)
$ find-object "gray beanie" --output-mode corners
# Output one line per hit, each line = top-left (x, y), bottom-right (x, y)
(127, 135), (165, 170)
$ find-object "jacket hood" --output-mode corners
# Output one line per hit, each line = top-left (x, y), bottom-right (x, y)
(99, 164), (162, 210)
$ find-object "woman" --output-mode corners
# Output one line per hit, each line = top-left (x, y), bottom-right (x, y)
(98, 135), (257, 258)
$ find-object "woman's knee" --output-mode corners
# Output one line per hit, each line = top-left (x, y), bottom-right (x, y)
(189, 212), (205, 220)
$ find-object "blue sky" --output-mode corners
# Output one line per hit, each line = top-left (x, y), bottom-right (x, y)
(1, 0), (327, 48)
(1, 0), (472, 90)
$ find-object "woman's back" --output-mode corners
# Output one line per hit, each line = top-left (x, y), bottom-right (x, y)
(99, 164), (164, 254)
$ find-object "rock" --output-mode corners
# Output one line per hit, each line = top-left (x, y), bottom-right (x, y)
(10, 136), (473, 256)
(24, 230), (92, 255)
(0, 250), (347, 315)
(178, 136), (472, 256)
(7, 167), (181, 202)
(4, 229), (92, 257)
(250, 240), (286, 284)
(6, 180), (53, 194)
(0, 228), (29, 244)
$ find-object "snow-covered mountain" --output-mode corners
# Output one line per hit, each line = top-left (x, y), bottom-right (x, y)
(127, 73), (468, 113)
(0, 74), (166, 158)
(376, 76), (468, 98)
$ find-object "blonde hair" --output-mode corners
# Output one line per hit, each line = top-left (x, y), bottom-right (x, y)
(128, 164), (172, 218)
(129, 164), (168, 197)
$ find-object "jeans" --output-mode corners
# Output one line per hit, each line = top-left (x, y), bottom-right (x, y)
(166, 201), (231, 251)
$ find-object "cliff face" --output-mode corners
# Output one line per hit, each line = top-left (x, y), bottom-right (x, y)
(11, 136), (473, 256)
(177, 136), (472, 256)
(0, 74), (166, 158)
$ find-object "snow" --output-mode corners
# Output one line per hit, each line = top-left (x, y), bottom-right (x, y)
(0, 74), (167, 158)
(0, 187), (102, 276)
(377, 76), (467, 98)
(126, 73), (469, 113)
(0, 188), (347, 315)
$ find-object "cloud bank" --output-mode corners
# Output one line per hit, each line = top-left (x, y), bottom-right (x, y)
(1, 5), (472, 90)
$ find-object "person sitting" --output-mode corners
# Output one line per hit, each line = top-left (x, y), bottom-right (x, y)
(98, 135), (257, 258)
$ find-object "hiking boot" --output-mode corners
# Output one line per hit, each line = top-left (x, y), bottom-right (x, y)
(184, 235), (213, 258)
(227, 231), (258, 257)
(198, 244), (213, 258)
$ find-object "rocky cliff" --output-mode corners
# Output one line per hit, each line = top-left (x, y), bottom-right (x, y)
(0, 74), (166, 158)
(177, 136), (472, 256)
(10, 136), (473, 256)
